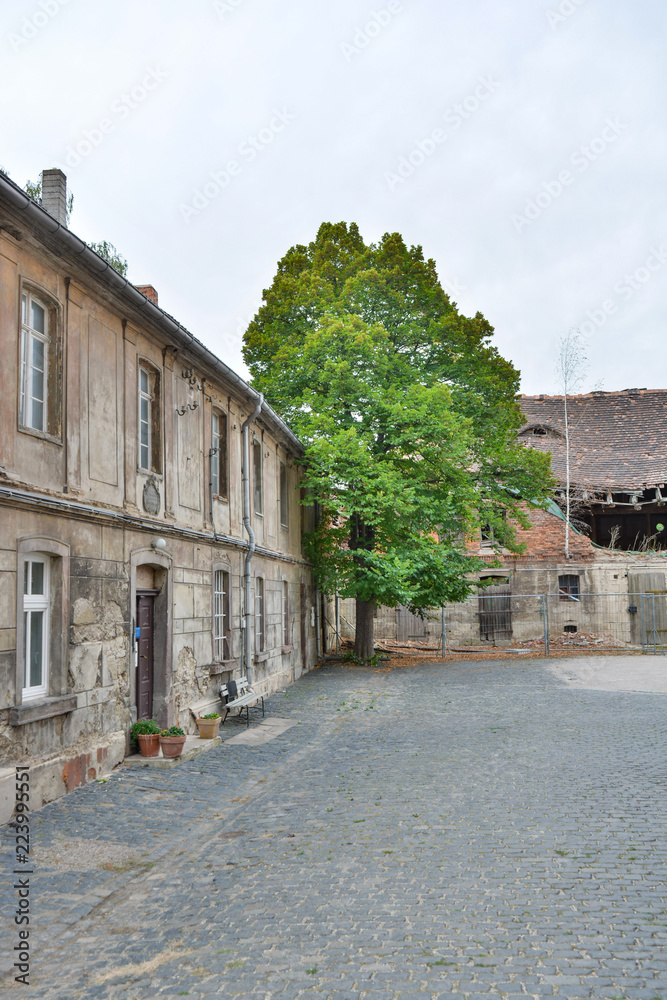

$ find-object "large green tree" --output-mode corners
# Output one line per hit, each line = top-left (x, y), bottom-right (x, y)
(243, 223), (552, 659)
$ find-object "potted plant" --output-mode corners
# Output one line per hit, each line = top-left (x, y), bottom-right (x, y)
(131, 719), (161, 757)
(196, 712), (221, 739)
(159, 726), (187, 758)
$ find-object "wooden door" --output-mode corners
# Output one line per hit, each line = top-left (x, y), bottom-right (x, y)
(136, 594), (154, 719)
(478, 581), (512, 642)
(396, 605), (427, 642)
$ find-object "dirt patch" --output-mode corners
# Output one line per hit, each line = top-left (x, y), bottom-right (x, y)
(33, 836), (151, 872)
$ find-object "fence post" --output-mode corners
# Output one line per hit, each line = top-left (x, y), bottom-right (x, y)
(653, 593), (658, 655)
(441, 606), (445, 656)
(335, 594), (340, 656)
(640, 594), (646, 654)
(542, 594), (550, 657)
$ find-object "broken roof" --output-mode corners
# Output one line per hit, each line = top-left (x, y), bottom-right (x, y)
(519, 389), (667, 492)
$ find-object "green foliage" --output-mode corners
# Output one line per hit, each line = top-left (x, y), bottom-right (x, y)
(201, 712), (219, 719)
(243, 222), (553, 615)
(339, 650), (380, 667)
(24, 178), (74, 224)
(89, 240), (128, 277)
(24, 179), (41, 202)
(130, 719), (160, 737)
(161, 726), (185, 737)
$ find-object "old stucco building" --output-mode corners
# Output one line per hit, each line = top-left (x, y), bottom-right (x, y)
(333, 390), (667, 651)
(0, 168), (318, 821)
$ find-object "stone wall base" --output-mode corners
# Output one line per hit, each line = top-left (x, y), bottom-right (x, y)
(0, 731), (126, 825)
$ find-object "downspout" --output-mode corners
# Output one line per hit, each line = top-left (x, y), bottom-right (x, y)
(209, 447), (218, 541)
(241, 392), (263, 683)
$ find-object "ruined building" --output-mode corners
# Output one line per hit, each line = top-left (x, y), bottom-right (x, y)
(0, 169), (318, 819)
(332, 390), (667, 651)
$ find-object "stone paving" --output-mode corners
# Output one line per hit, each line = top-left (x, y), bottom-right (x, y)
(1, 657), (667, 998)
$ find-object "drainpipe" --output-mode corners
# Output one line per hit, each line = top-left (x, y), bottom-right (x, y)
(209, 447), (218, 541)
(241, 392), (263, 683)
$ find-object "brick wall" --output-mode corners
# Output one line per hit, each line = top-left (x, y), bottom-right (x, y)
(513, 507), (595, 562)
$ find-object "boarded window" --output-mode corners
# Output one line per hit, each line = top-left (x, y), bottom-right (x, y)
(279, 460), (289, 529)
(282, 581), (289, 645)
(253, 439), (263, 515)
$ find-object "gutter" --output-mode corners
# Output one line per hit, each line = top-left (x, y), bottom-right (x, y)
(0, 171), (302, 456)
(241, 393), (264, 683)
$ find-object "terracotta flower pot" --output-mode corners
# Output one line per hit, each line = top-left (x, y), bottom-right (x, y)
(137, 733), (160, 757)
(159, 735), (187, 758)
(196, 718), (221, 739)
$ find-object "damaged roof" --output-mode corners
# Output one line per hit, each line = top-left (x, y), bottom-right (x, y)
(519, 389), (667, 492)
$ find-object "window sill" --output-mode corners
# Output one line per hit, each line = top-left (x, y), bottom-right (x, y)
(253, 651), (270, 663)
(209, 659), (238, 677)
(18, 425), (62, 446)
(281, 644), (294, 655)
(9, 694), (77, 727)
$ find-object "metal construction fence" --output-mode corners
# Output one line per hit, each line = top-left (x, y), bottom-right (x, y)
(326, 592), (667, 657)
(440, 592), (667, 656)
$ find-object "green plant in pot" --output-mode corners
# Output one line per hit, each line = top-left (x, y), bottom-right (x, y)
(196, 712), (221, 739)
(131, 719), (161, 757)
(159, 726), (187, 758)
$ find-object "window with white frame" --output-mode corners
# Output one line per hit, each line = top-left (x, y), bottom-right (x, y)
(279, 460), (289, 529)
(255, 577), (265, 652)
(22, 555), (50, 699)
(253, 438), (263, 515)
(211, 411), (228, 499)
(138, 365), (161, 473)
(19, 292), (49, 432)
(213, 569), (230, 660)
(282, 580), (289, 646)
(138, 366), (152, 471)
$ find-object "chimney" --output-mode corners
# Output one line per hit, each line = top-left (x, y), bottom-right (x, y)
(137, 285), (158, 306)
(41, 168), (68, 226)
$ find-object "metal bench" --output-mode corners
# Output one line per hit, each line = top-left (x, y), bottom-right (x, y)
(220, 678), (265, 727)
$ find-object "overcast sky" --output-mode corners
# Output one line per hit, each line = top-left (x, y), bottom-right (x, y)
(3, 0), (665, 395)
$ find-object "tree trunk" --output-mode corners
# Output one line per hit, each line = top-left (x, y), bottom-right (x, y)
(354, 598), (376, 661)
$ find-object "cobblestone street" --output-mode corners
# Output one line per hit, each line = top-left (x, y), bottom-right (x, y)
(2, 657), (667, 999)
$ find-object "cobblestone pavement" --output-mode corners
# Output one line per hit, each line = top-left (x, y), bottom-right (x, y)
(2, 657), (667, 999)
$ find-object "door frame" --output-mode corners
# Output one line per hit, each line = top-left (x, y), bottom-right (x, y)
(130, 547), (172, 728)
(136, 589), (158, 719)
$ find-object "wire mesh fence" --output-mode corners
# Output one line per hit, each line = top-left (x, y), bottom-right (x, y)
(326, 593), (667, 657)
(441, 593), (667, 656)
